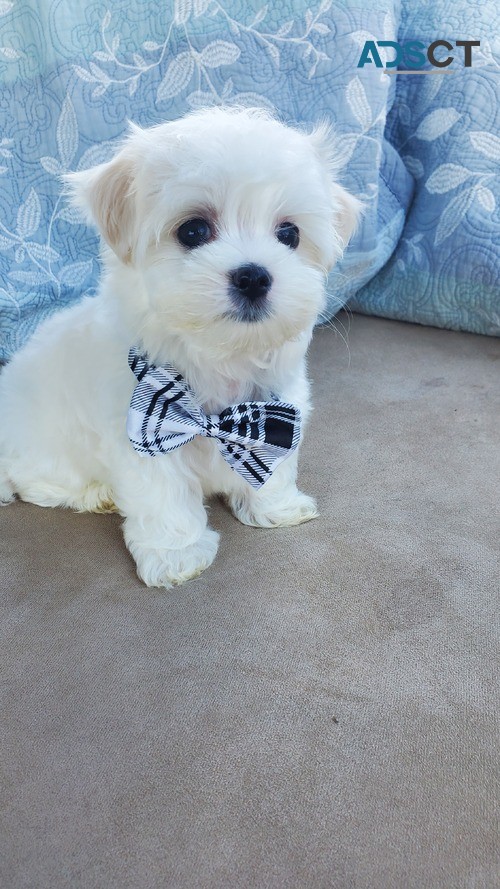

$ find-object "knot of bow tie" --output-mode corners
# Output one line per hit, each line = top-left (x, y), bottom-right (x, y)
(126, 348), (301, 489)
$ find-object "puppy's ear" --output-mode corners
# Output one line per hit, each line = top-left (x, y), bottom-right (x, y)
(309, 123), (363, 253)
(64, 151), (136, 263)
(332, 183), (362, 250)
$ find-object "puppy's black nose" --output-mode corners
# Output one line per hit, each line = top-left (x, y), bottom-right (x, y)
(230, 264), (273, 301)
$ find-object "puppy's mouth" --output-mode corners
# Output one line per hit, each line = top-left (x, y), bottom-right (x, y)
(223, 300), (272, 324)
(225, 263), (273, 324)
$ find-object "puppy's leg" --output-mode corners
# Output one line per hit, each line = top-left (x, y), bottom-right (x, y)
(225, 452), (318, 529)
(113, 449), (219, 588)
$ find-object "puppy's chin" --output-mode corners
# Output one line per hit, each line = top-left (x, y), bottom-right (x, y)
(135, 301), (316, 365)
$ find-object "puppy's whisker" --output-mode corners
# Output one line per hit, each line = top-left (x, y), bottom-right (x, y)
(316, 310), (351, 362)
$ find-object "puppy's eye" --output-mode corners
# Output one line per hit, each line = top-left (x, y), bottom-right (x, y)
(177, 218), (212, 249)
(276, 221), (300, 250)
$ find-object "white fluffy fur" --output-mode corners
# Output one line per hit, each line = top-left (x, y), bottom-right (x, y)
(0, 107), (360, 588)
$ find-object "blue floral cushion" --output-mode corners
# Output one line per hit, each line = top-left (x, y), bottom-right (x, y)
(1, 0), (497, 363)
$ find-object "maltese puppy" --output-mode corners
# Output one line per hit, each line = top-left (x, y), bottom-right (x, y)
(0, 107), (359, 588)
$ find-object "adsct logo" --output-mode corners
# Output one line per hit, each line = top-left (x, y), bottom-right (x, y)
(357, 40), (480, 73)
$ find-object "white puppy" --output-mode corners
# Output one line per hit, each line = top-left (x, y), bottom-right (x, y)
(0, 107), (359, 588)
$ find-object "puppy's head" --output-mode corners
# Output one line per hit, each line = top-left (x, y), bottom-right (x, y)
(66, 108), (360, 357)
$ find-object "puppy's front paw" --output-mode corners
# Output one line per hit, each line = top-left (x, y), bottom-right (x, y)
(128, 527), (220, 588)
(230, 490), (319, 529)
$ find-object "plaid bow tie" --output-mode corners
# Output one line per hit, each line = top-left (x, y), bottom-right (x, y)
(126, 348), (301, 489)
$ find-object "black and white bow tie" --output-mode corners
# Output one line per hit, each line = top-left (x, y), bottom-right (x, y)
(126, 348), (301, 489)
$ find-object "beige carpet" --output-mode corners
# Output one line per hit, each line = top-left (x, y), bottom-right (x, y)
(1, 313), (499, 889)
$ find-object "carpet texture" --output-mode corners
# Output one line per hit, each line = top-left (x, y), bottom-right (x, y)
(1, 313), (499, 889)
